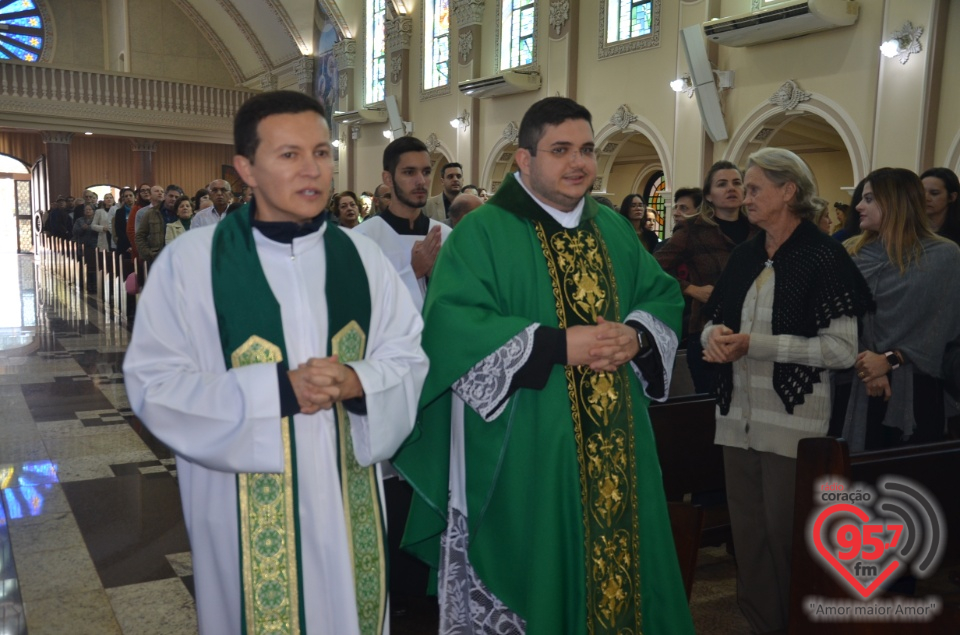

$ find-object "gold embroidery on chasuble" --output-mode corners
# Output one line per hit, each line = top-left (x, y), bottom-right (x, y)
(231, 336), (301, 635)
(332, 321), (387, 635)
(534, 221), (643, 634)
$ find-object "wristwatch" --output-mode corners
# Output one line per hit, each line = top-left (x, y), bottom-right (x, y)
(637, 329), (652, 358)
(884, 351), (900, 370)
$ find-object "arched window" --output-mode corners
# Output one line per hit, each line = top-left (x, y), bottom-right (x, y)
(424, 0), (450, 91)
(365, 0), (387, 105)
(599, 0), (660, 59)
(0, 0), (45, 62)
(644, 171), (666, 239)
(499, 0), (535, 70)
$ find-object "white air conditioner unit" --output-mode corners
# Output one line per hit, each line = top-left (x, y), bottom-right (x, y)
(332, 109), (388, 126)
(458, 70), (541, 99)
(703, 0), (860, 48)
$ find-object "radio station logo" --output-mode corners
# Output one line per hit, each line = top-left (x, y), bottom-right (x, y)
(804, 476), (945, 622)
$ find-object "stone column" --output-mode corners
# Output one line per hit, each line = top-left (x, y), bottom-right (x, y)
(40, 131), (73, 203)
(333, 39), (358, 112)
(385, 14), (413, 116)
(453, 0), (486, 182)
(131, 139), (157, 186)
(294, 56), (315, 95)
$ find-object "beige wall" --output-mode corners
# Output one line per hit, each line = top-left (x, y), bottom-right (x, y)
(43, 0), (234, 85)
(47, 0), (106, 69)
(128, 0), (234, 87)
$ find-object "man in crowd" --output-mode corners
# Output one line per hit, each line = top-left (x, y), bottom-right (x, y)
(44, 196), (73, 240)
(135, 185), (183, 263)
(447, 192), (483, 228)
(423, 161), (462, 222)
(371, 183), (392, 216)
(353, 137), (451, 311)
(395, 97), (695, 634)
(192, 179), (234, 228)
(123, 90), (428, 635)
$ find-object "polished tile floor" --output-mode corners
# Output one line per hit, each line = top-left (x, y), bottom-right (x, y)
(0, 252), (751, 634)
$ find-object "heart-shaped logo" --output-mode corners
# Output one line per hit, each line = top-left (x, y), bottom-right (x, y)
(811, 503), (902, 600)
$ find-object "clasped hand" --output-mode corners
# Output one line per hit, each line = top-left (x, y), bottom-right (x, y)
(287, 356), (363, 415)
(411, 225), (443, 278)
(703, 325), (750, 363)
(566, 316), (640, 372)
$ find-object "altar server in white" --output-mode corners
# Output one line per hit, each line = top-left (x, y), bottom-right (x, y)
(352, 136), (452, 311)
(124, 90), (428, 635)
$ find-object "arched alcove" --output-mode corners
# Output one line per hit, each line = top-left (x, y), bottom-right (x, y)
(725, 93), (868, 184)
(424, 134), (454, 196)
(480, 123), (521, 193)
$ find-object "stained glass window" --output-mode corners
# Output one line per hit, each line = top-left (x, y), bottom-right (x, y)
(607, 0), (652, 43)
(366, 0), (386, 105)
(500, 0), (535, 70)
(645, 172), (666, 239)
(424, 0), (450, 90)
(0, 0), (44, 62)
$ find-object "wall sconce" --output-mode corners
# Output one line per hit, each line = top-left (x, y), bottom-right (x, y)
(383, 129), (394, 140)
(449, 110), (470, 130)
(331, 139), (341, 148)
(880, 21), (923, 64)
(670, 75), (695, 98)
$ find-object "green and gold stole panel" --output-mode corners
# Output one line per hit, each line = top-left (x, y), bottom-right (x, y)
(533, 219), (644, 634)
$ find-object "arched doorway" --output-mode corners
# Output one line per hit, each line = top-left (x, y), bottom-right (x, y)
(597, 132), (667, 239)
(0, 153), (31, 254)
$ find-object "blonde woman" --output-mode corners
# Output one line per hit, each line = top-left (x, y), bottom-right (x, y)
(842, 168), (960, 451)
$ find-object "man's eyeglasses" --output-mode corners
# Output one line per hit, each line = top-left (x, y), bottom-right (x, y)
(533, 146), (596, 160)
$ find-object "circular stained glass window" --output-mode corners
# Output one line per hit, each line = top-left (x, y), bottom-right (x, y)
(0, 0), (44, 63)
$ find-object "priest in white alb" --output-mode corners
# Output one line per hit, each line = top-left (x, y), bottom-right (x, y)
(123, 90), (428, 635)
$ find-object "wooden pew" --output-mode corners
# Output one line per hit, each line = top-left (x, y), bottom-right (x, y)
(648, 395), (729, 598)
(788, 437), (960, 634)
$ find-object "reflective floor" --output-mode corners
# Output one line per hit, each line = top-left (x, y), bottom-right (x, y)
(0, 252), (753, 635)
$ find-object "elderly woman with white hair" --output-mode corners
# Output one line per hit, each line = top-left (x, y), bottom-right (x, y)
(701, 147), (872, 633)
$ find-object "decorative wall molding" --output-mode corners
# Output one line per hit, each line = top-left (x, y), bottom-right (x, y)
(40, 131), (73, 145)
(333, 39), (358, 69)
(598, 0), (662, 59)
(769, 80), (811, 111)
(264, 0), (308, 54)
(260, 74), (278, 91)
(339, 75), (349, 99)
(294, 57), (315, 87)
(888, 21), (923, 65)
(386, 16), (414, 52)
(318, 0), (351, 41)
(502, 121), (520, 143)
(549, 0), (570, 36)
(169, 0), (245, 84)
(610, 104), (639, 131)
(213, 0), (273, 73)
(130, 139), (158, 153)
(425, 133), (442, 153)
(459, 31), (474, 62)
(453, 0), (486, 28)
(390, 53), (403, 84)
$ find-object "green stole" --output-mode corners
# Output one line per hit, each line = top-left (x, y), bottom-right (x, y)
(211, 205), (385, 635)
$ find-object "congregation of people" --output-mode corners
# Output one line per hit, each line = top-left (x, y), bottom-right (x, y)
(42, 88), (960, 634)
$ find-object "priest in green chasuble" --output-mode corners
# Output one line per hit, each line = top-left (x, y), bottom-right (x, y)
(395, 97), (695, 633)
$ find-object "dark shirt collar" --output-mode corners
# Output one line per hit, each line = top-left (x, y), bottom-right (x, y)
(250, 201), (328, 244)
(380, 207), (430, 236)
